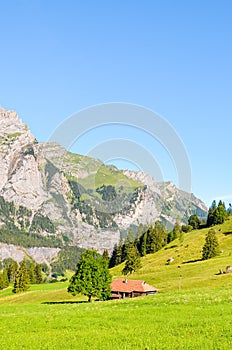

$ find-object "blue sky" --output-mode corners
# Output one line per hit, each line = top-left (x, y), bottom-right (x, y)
(0, 0), (231, 207)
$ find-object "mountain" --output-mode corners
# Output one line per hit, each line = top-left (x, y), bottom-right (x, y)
(0, 107), (207, 265)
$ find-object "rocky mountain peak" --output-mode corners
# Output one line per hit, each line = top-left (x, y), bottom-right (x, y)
(0, 107), (208, 262)
(0, 107), (30, 136)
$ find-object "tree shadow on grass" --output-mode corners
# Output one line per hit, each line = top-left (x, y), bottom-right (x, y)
(42, 301), (88, 305)
(164, 244), (178, 250)
(223, 231), (232, 235)
(182, 259), (202, 264)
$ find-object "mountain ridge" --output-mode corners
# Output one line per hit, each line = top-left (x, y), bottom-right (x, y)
(0, 107), (207, 264)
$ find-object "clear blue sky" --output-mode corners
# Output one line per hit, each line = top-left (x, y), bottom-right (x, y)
(0, 0), (231, 207)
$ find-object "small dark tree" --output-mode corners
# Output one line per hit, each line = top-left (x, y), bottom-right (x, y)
(34, 264), (43, 284)
(214, 201), (227, 225)
(115, 240), (123, 265)
(227, 203), (232, 216)
(68, 249), (112, 302)
(182, 224), (193, 233)
(122, 246), (141, 275)
(102, 249), (109, 261)
(5, 259), (18, 283)
(122, 228), (134, 261)
(207, 200), (217, 226)
(172, 221), (182, 240)
(188, 214), (200, 229)
(140, 231), (147, 256)
(0, 268), (9, 290)
(12, 260), (30, 293)
(202, 229), (220, 260)
(28, 261), (36, 284)
(109, 244), (117, 268)
(207, 200), (228, 226)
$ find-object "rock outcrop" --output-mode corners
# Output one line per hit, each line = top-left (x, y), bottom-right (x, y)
(0, 107), (207, 262)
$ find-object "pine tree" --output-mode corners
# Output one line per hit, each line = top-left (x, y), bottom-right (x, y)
(145, 226), (155, 254)
(202, 229), (220, 260)
(34, 264), (43, 284)
(140, 231), (147, 256)
(214, 201), (227, 225)
(122, 228), (134, 260)
(227, 203), (232, 216)
(122, 246), (141, 275)
(145, 222), (168, 254)
(6, 259), (18, 283)
(188, 214), (200, 229)
(172, 221), (182, 240)
(28, 261), (36, 284)
(207, 200), (217, 226)
(12, 260), (30, 293)
(207, 200), (228, 226)
(115, 239), (123, 265)
(109, 244), (117, 268)
(102, 249), (109, 261)
(0, 268), (9, 290)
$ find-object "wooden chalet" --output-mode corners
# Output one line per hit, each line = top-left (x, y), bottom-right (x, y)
(111, 278), (158, 299)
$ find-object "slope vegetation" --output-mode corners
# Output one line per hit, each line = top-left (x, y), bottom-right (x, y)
(111, 217), (232, 292)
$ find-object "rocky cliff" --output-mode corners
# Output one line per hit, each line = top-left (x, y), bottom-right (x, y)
(0, 107), (207, 263)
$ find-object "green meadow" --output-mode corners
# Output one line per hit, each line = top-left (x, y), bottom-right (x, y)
(0, 286), (232, 350)
(1, 219), (232, 349)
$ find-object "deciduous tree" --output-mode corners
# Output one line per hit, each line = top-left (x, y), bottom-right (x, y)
(68, 249), (112, 302)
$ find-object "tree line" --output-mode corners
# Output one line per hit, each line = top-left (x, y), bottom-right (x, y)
(0, 258), (43, 292)
(109, 221), (183, 274)
(109, 199), (230, 273)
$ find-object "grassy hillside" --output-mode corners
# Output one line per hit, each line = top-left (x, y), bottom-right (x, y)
(1, 220), (232, 349)
(111, 217), (232, 292)
(64, 151), (143, 191)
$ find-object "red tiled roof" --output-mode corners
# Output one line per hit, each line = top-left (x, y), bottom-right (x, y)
(110, 278), (158, 293)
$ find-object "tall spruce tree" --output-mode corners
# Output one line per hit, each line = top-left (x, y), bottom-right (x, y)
(140, 231), (147, 256)
(12, 260), (30, 293)
(5, 259), (18, 283)
(34, 264), (43, 284)
(207, 200), (217, 226)
(102, 249), (109, 262)
(122, 228), (134, 261)
(122, 246), (141, 275)
(172, 221), (182, 240)
(0, 268), (9, 290)
(28, 261), (36, 284)
(207, 200), (228, 226)
(115, 239), (123, 265)
(109, 244), (117, 268)
(202, 229), (220, 260)
(215, 201), (227, 224)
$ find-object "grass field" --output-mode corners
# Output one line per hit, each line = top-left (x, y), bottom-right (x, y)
(0, 285), (232, 350)
(1, 219), (232, 349)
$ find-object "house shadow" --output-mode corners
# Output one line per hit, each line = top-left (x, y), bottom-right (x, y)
(42, 300), (88, 305)
(182, 258), (202, 264)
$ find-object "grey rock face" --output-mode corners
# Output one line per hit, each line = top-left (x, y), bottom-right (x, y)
(0, 242), (60, 265)
(0, 107), (207, 261)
